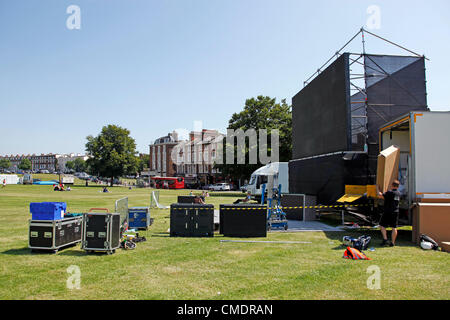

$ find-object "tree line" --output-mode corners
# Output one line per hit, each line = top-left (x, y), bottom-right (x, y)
(0, 158), (32, 172)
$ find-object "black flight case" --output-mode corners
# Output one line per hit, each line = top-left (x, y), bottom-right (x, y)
(81, 208), (121, 254)
(219, 204), (268, 237)
(29, 216), (83, 253)
(170, 203), (214, 237)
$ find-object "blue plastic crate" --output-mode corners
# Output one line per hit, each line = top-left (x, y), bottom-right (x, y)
(128, 207), (150, 229)
(30, 202), (67, 220)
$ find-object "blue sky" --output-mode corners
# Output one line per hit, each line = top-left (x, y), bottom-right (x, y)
(1, 0), (449, 155)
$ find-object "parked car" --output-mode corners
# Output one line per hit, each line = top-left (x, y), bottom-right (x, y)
(77, 172), (91, 180)
(240, 184), (249, 193)
(209, 183), (231, 191)
(185, 182), (199, 189)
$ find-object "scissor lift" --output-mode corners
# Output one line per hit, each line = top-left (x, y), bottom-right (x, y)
(261, 178), (288, 231)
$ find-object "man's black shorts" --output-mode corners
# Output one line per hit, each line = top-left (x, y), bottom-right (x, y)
(380, 212), (399, 228)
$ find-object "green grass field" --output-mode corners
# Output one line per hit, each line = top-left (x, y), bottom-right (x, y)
(0, 184), (448, 300)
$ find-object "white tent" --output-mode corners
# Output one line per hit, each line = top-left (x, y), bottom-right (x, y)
(0, 174), (20, 185)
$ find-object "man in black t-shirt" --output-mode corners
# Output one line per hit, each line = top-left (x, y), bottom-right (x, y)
(378, 180), (401, 247)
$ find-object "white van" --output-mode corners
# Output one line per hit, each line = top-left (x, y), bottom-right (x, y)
(246, 162), (289, 200)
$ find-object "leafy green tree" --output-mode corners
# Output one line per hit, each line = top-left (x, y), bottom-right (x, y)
(85, 125), (139, 186)
(215, 96), (292, 182)
(73, 158), (87, 172)
(65, 160), (75, 171)
(0, 159), (11, 172)
(18, 159), (32, 171)
(138, 154), (150, 174)
(65, 158), (86, 172)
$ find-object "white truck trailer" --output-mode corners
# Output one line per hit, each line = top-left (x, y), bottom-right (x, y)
(379, 111), (450, 206)
(246, 162), (289, 201)
(61, 175), (75, 185)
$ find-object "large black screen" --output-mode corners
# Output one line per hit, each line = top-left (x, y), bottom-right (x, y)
(292, 53), (351, 159)
(364, 54), (428, 143)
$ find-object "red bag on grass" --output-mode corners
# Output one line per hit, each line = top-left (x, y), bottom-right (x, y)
(343, 246), (371, 260)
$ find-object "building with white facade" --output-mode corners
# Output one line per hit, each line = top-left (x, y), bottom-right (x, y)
(0, 153), (89, 173)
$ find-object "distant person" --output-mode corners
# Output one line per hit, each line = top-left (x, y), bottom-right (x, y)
(378, 180), (401, 247)
(85, 180), (89, 187)
(189, 191), (194, 196)
(233, 191), (252, 204)
(2, 179), (6, 188)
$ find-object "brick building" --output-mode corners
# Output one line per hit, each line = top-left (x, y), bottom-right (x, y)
(0, 153), (89, 173)
(0, 154), (58, 172)
(149, 132), (179, 177)
(149, 129), (224, 187)
(173, 129), (224, 187)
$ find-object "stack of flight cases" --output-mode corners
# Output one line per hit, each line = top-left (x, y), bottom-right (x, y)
(81, 208), (121, 254)
(29, 202), (83, 253)
(219, 204), (267, 237)
(170, 203), (214, 237)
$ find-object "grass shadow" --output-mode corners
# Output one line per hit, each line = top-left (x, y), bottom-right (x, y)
(71, 185), (105, 189)
(57, 249), (87, 257)
(151, 233), (170, 238)
(59, 249), (124, 256)
(324, 228), (416, 250)
(1, 247), (32, 255)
